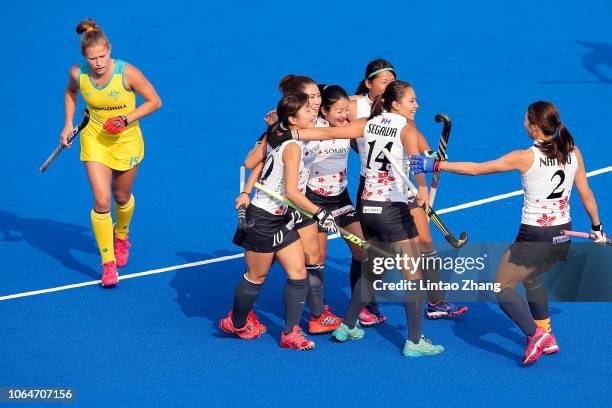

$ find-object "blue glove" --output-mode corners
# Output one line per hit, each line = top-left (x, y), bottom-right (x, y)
(409, 155), (440, 174)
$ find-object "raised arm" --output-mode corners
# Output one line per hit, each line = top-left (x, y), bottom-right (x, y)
(413, 149), (534, 176)
(297, 118), (368, 141)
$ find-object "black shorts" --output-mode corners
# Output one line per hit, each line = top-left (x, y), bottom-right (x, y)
(359, 200), (418, 242)
(290, 208), (317, 230)
(232, 205), (300, 253)
(508, 222), (572, 267)
(306, 187), (360, 232)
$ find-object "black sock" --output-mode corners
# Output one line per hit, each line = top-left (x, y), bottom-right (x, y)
(525, 279), (549, 320)
(306, 264), (324, 317)
(284, 278), (307, 334)
(349, 259), (362, 293)
(422, 250), (445, 304)
(343, 276), (374, 329)
(231, 274), (262, 328)
(405, 281), (425, 344)
(496, 287), (537, 336)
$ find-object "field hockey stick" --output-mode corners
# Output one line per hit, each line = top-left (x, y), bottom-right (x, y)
(381, 148), (468, 248)
(428, 113), (451, 208)
(238, 166), (248, 231)
(561, 230), (611, 246)
(254, 182), (398, 259)
(39, 109), (90, 173)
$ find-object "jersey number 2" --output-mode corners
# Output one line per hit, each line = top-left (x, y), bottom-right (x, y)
(546, 170), (565, 199)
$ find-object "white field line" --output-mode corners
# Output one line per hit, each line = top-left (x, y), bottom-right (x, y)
(1, 166), (610, 302)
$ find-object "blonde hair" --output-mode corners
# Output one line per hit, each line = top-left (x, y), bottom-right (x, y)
(75, 18), (109, 55)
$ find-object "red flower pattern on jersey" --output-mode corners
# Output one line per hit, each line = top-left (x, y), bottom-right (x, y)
(558, 196), (569, 211)
(318, 177), (325, 183)
(338, 169), (346, 184)
(536, 213), (556, 226)
(377, 172), (395, 186)
(274, 208), (284, 215)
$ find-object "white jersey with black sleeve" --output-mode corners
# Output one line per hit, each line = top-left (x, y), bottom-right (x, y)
(355, 95), (373, 176)
(307, 119), (350, 196)
(361, 111), (411, 203)
(251, 140), (303, 216)
(521, 145), (578, 226)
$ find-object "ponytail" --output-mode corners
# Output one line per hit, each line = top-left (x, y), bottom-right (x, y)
(554, 123), (575, 165)
(369, 95), (384, 119)
(75, 18), (109, 55)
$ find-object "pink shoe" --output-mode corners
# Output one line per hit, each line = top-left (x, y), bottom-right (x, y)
(543, 333), (559, 355)
(280, 326), (315, 350)
(101, 261), (119, 287)
(219, 310), (262, 339)
(358, 308), (379, 327)
(523, 327), (553, 365)
(114, 235), (131, 267)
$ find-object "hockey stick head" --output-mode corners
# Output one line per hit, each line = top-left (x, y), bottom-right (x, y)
(453, 232), (468, 248)
(435, 113), (451, 125)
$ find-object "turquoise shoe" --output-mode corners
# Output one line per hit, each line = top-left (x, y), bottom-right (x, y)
(402, 337), (444, 357)
(332, 322), (365, 342)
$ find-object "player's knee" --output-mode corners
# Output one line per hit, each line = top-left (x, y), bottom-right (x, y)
(93, 196), (111, 213)
(245, 270), (267, 284)
(286, 266), (307, 280)
(113, 191), (131, 205)
(495, 279), (517, 291)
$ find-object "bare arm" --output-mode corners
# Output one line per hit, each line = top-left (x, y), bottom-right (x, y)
(60, 65), (80, 147)
(440, 149), (533, 175)
(298, 118), (367, 141)
(283, 143), (320, 214)
(573, 148), (601, 226)
(123, 64), (162, 123)
(244, 134), (267, 169)
(409, 120), (431, 152)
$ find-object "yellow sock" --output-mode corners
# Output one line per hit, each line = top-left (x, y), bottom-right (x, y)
(534, 318), (551, 333)
(91, 210), (115, 263)
(114, 194), (135, 239)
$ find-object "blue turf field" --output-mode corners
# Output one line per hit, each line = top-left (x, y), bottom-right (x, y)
(2, 1), (612, 406)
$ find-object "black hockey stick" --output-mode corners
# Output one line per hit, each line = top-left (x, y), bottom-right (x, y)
(381, 148), (468, 248)
(39, 109), (90, 173)
(429, 113), (451, 207)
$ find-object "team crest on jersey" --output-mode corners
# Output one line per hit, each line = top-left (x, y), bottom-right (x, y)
(108, 90), (121, 101)
(381, 118), (391, 125)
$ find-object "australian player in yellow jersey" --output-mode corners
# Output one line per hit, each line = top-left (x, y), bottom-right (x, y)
(60, 18), (162, 287)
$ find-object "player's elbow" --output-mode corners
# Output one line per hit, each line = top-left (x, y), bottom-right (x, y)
(284, 187), (300, 203)
(153, 96), (162, 111)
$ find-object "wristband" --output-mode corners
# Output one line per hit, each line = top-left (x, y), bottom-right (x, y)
(240, 191), (250, 196)
(592, 224), (602, 231)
